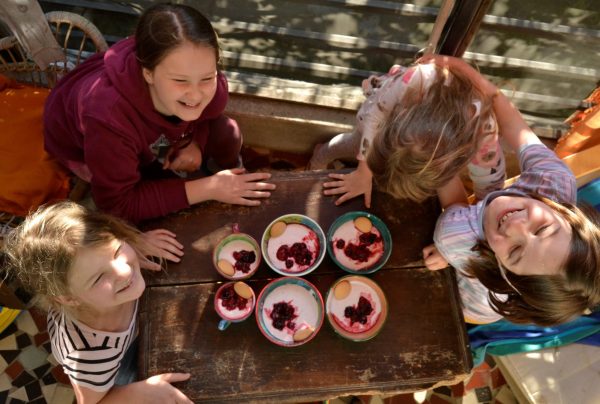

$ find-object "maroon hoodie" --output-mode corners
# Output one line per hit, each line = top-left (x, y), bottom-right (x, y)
(44, 37), (229, 223)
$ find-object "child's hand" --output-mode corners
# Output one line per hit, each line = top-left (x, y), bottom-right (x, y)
(210, 168), (276, 206)
(323, 160), (373, 208)
(143, 229), (184, 268)
(422, 244), (449, 270)
(417, 55), (497, 97)
(131, 373), (193, 404)
(163, 140), (203, 172)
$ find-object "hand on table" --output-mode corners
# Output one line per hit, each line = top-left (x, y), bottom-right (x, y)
(422, 244), (449, 270)
(323, 160), (373, 208)
(210, 168), (276, 206)
(142, 229), (184, 270)
(134, 373), (193, 404)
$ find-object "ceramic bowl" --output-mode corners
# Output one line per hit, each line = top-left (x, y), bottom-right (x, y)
(261, 214), (326, 277)
(327, 211), (392, 274)
(214, 281), (256, 330)
(213, 232), (261, 280)
(255, 277), (324, 347)
(325, 275), (388, 341)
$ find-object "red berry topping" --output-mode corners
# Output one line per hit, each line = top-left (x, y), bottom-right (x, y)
(270, 301), (297, 330)
(344, 296), (373, 325)
(219, 284), (248, 311)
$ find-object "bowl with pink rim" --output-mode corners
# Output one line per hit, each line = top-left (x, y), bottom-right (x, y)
(255, 277), (324, 347)
(261, 214), (326, 277)
(325, 275), (388, 341)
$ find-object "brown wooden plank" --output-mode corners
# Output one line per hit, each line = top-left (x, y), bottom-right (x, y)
(141, 170), (440, 286)
(138, 268), (471, 403)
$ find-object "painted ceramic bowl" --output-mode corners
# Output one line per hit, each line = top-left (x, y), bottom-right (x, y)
(325, 275), (388, 341)
(261, 214), (326, 277)
(213, 232), (261, 280)
(255, 277), (324, 347)
(327, 211), (392, 274)
(214, 281), (256, 330)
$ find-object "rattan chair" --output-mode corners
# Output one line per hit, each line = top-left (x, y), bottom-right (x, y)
(0, 11), (107, 87)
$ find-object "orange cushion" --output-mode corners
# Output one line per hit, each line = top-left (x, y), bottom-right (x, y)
(0, 79), (69, 216)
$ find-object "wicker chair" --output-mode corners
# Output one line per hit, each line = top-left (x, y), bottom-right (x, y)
(0, 11), (107, 87)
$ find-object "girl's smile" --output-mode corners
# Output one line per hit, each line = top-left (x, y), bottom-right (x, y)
(143, 41), (218, 122)
(483, 195), (572, 276)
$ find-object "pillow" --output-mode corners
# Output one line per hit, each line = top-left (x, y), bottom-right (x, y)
(0, 79), (69, 216)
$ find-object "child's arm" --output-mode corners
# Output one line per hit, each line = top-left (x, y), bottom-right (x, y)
(323, 160), (373, 208)
(73, 373), (193, 404)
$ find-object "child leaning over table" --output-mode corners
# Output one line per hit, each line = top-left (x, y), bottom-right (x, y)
(422, 56), (600, 326)
(4, 201), (192, 403)
(309, 58), (506, 207)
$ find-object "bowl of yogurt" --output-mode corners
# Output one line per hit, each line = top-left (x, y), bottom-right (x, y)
(261, 214), (326, 277)
(327, 211), (392, 274)
(213, 225), (261, 280)
(255, 277), (324, 347)
(325, 275), (387, 341)
(214, 281), (256, 330)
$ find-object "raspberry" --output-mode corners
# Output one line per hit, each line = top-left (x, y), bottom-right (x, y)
(232, 249), (256, 273)
(344, 296), (373, 325)
(219, 284), (248, 311)
(335, 239), (345, 249)
(270, 301), (297, 330)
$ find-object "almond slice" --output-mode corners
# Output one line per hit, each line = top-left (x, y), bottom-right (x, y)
(354, 216), (372, 233)
(334, 280), (351, 300)
(270, 221), (287, 238)
(233, 282), (253, 299)
(217, 259), (235, 276)
(293, 326), (314, 342)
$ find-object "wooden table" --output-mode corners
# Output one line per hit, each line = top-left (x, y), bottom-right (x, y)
(138, 171), (472, 403)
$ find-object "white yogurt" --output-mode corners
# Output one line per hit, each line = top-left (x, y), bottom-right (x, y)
(328, 279), (381, 333)
(261, 284), (320, 343)
(267, 224), (319, 273)
(331, 220), (384, 270)
(218, 239), (259, 278)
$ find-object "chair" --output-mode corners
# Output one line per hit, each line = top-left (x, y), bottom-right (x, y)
(0, 11), (107, 88)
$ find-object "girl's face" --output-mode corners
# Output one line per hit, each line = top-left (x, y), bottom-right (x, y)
(483, 195), (572, 276)
(143, 41), (217, 122)
(67, 239), (145, 312)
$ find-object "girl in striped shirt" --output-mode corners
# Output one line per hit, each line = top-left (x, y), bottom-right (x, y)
(4, 201), (192, 403)
(423, 56), (600, 326)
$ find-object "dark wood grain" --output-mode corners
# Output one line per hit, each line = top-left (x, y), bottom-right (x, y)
(141, 170), (440, 286)
(138, 268), (471, 403)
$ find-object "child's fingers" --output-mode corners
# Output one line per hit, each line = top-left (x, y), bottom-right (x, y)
(327, 172), (345, 180)
(422, 244), (439, 258)
(141, 259), (162, 271)
(247, 180), (276, 190)
(242, 190), (271, 199)
(324, 186), (346, 196)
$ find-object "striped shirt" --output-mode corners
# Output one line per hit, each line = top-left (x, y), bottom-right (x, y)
(434, 143), (577, 323)
(47, 302), (138, 392)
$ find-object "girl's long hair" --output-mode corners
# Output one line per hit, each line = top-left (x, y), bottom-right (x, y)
(3, 201), (156, 311)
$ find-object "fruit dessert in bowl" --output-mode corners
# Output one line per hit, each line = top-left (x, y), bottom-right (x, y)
(327, 211), (392, 274)
(213, 229), (261, 280)
(256, 277), (324, 347)
(261, 214), (326, 277)
(214, 281), (256, 330)
(325, 275), (388, 341)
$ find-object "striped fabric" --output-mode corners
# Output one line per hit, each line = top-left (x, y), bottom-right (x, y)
(434, 143), (577, 324)
(47, 302), (137, 392)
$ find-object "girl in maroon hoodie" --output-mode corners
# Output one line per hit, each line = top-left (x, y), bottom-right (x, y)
(44, 4), (275, 223)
